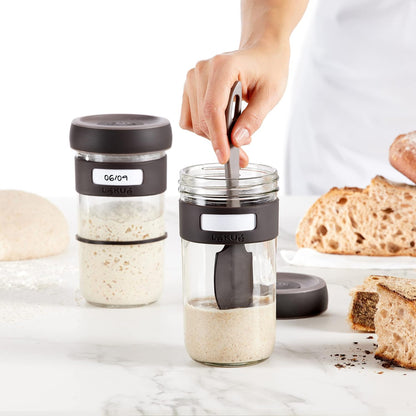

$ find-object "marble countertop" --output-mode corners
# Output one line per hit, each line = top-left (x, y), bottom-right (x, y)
(1, 196), (415, 416)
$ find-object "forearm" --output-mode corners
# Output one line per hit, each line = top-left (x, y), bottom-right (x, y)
(240, 0), (309, 49)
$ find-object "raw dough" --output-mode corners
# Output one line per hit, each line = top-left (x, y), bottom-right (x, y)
(0, 190), (69, 261)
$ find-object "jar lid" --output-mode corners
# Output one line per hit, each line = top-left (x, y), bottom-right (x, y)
(70, 114), (172, 154)
(276, 272), (328, 319)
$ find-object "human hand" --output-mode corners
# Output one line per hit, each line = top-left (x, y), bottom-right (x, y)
(180, 43), (290, 166)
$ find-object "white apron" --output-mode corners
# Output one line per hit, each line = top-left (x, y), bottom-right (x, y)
(285, 0), (416, 195)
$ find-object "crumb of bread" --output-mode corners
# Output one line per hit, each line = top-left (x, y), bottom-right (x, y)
(296, 176), (416, 256)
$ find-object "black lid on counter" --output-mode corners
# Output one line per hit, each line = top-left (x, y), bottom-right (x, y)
(276, 272), (328, 319)
(70, 114), (172, 154)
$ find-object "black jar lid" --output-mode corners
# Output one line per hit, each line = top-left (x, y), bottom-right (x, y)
(276, 272), (328, 319)
(70, 114), (172, 154)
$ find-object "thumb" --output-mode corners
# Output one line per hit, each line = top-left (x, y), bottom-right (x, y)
(231, 87), (275, 147)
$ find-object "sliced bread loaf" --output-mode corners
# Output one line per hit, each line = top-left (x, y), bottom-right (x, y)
(348, 275), (400, 332)
(374, 278), (416, 369)
(296, 176), (416, 256)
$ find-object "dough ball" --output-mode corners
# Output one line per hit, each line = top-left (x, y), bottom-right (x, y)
(0, 190), (69, 261)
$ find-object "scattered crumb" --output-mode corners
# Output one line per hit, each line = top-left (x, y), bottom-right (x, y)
(330, 341), (373, 369)
(367, 336), (374, 339)
(377, 371), (384, 374)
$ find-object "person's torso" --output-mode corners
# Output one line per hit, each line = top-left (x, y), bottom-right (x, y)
(286, 0), (416, 195)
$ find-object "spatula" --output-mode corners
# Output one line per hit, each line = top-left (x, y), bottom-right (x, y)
(214, 81), (253, 309)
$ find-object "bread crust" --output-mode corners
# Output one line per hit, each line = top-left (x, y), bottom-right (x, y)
(374, 282), (416, 369)
(350, 321), (374, 332)
(377, 282), (416, 309)
(374, 353), (416, 370)
(296, 176), (416, 256)
(389, 131), (416, 184)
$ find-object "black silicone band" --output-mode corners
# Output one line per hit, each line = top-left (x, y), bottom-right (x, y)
(75, 233), (167, 245)
(179, 199), (279, 244)
(74, 156), (167, 197)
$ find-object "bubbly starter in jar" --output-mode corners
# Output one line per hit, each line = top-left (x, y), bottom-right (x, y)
(79, 200), (164, 306)
(184, 296), (276, 365)
(70, 114), (172, 307)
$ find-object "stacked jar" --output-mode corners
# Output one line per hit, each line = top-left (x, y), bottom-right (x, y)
(70, 114), (172, 307)
(179, 163), (279, 366)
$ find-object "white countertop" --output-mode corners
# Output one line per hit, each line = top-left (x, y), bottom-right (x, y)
(1, 196), (416, 416)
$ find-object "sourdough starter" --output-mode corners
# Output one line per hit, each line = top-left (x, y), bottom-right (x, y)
(79, 201), (164, 306)
(184, 296), (276, 365)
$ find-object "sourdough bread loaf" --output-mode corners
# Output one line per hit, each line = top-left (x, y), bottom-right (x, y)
(389, 131), (416, 184)
(296, 176), (416, 256)
(374, 278), (416, 369)
(348, 275), (399, 332)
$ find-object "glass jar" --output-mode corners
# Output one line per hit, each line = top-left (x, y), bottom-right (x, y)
(179, 163), (279, 366)
(70, 114), (172, 307)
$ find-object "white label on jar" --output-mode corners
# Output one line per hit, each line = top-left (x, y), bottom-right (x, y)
(200, 213), (256, 232)
(92, 169), (143, 186)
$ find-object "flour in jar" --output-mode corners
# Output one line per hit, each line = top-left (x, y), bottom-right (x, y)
(184, 296), (276, 365)
(78, 200), (164, 306)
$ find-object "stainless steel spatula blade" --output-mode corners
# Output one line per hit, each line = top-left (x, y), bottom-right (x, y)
(213, 81), (254, 310)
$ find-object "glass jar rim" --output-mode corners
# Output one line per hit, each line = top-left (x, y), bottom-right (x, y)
(180, 163), (278, 182)
(179, 163), (279, 204)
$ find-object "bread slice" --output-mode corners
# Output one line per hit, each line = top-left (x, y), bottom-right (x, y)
(390, 131), (416, 184)
(348, 275), (400, 332)
(374, 278), (416, 369)
(296, 176), (416, 256)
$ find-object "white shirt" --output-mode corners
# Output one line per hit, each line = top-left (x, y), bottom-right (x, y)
(286, 0), (416, 195)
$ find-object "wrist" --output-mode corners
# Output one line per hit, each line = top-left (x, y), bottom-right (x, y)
(239, 31), (290, 53)
(239, 34), (290, 60)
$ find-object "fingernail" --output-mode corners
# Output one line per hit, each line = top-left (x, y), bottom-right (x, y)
(215, 149), (225, 164)
(234, 127), (250, 146)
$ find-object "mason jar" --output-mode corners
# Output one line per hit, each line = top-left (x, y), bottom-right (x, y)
(179, 163), (279, 366)
(70, 114), (172, 307)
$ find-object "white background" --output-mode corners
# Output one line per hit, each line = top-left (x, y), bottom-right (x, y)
(0, 0), (315, 198)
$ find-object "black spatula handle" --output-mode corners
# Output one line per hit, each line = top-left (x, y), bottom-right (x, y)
(225, 81), (243, 136)
(224, 81), (242, 206)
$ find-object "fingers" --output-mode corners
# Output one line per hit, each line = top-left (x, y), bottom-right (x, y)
(231, 83), (279, 148)
(194, 60), (210, 138)
(179, 88), (192, 132)
(204, 56), (239, 164)
(180, 69), (208, 139)
(179, 61), (211, 139)
(239, 147), (249, 168)
(180, 51), (282, 166)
